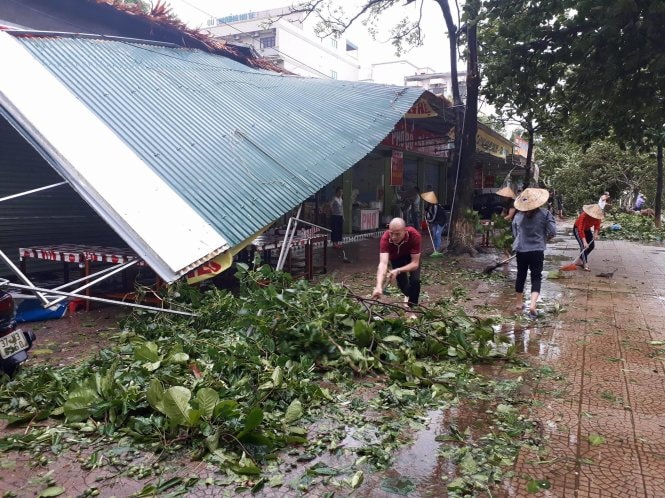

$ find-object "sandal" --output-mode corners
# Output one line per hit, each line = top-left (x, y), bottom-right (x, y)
(583, 265), (590, 271)
(527, 309), (538, 319)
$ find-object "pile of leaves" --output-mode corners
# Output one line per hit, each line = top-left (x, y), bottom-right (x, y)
(602, 211), (665, 241)
(0, 264), (537, 496)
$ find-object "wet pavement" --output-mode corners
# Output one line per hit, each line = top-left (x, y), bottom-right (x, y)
(2, 228), (665, 497)
(502, 236), (665, 497)
(325, 228), (665, 497)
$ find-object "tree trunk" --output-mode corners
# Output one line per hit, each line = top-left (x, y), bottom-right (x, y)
(656, 143), (663, 228)
(434, 0), (465, 246)
(447, 6), (479, 255)
(524, 125), (535, 187)
(435, 0), (461, 107)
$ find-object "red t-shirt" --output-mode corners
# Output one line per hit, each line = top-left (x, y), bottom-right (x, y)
(379, 226), (421, 260)
(574, 212), (601, 237)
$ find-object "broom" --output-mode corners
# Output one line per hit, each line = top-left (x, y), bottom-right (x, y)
(483, 253), (516, 274)
(426, 221), (444, 258)
(560, 247), (588, 271)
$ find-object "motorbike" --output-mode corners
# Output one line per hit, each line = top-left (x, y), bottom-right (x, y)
(0, 290), (36, 377)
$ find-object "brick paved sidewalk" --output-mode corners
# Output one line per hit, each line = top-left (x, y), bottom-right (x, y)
(505, 238), (665, 497)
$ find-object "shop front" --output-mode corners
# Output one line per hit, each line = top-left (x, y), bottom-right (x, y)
(300, 96), (456, 236)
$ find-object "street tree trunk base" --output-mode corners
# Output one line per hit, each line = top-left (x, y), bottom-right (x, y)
(446, 219), (478, 256)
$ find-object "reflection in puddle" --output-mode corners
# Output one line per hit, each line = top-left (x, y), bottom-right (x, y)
(391, 409), (444, 480)
(494, 322), (563, 361)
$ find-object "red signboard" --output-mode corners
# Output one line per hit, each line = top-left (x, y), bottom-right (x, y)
(404, 99), (438, 118)
(474, 165), (483, 189)
(382, 121), (451, 158)
(390, 150), (404, 186)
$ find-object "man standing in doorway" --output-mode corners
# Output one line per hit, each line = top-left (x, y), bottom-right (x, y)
(371, 218), (422, 310)
(329, 187), (344, 249)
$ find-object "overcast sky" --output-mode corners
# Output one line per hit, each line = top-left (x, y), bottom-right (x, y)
(166, 0), (455, 73)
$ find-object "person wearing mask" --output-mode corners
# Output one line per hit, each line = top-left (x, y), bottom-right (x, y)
(512, 188), (557, 318)
(371, 218), (422, 315)
(329, 187), (344, 249)
(572, 204), (604, 271)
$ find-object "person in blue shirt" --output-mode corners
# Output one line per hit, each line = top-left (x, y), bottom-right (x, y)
(512, 188), (557, 318)
(634, 193), (646, 211)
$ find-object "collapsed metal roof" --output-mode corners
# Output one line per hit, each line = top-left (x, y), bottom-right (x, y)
(0, 30), (425, 282)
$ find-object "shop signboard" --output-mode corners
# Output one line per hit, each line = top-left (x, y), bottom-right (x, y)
(404, 99), (438, 118)
(390, 150), (404, 186)
(382, 121), (451, 158)
(476, 128), (511, 158)
(352, 208), (380, 231)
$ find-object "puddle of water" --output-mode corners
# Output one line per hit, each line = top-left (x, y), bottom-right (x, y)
(546, 254), (573, 262)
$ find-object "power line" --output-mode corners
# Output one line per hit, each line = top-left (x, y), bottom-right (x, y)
(173, 0), (335, 79)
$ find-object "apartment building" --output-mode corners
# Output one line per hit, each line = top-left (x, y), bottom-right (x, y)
(206, 7), (361, 80)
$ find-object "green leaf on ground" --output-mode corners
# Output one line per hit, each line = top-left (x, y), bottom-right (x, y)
(284, 400), (303, 424)
(380, 477), (416, 495)
(38, 487), (65, 497)
(526, 479), (551, 493)
(588, 433), (605, 446)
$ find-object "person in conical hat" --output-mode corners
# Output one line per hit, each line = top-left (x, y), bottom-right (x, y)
(497, 186), (517, 221)
(511, 188), (557, 318)
(572, 203), (604, 271)
(421, 191), (446, 252)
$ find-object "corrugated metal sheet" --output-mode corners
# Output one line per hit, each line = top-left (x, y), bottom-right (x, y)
(2, 31), (424, 280)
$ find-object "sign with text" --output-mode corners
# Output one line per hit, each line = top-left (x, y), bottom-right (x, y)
(382, 121), (451, 159)
(390, 150), (404, 186)
(404, 99), (438, 118)
(476, 128), (511, 158)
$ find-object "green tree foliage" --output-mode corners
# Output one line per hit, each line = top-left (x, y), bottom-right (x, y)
(546, 0), (664, 223)
(479, 0), (568, 187)
(538, 138), (656, 214)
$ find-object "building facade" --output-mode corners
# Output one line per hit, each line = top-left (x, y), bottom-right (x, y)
(404, 70), (468, 102)
(207, 7), (361, 80)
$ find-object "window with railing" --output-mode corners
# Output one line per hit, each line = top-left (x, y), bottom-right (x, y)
(260, 36), (276, 49)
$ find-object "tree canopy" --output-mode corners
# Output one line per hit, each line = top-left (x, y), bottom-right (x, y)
(479, 0), (665, 222)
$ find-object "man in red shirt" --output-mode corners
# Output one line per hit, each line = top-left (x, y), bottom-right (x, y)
(371, 217), (422, 307)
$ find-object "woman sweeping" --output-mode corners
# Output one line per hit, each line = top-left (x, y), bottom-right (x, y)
(572, 204), (604, 271)
(512, 188), (557, 318)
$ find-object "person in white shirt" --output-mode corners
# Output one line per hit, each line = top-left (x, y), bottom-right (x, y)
(598, 191), (610, 210)
(329, 187), (344, 249)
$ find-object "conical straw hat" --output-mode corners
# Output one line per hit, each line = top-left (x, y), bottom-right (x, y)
(496, 186), (516, 199)
(583, 203), (605, 220)
(514, 188), (549, 211)
(420, 191), (438, 204)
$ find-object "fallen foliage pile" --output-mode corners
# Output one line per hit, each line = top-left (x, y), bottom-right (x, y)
(0, 264), (539, 497)
(603, 212), (665, 241)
